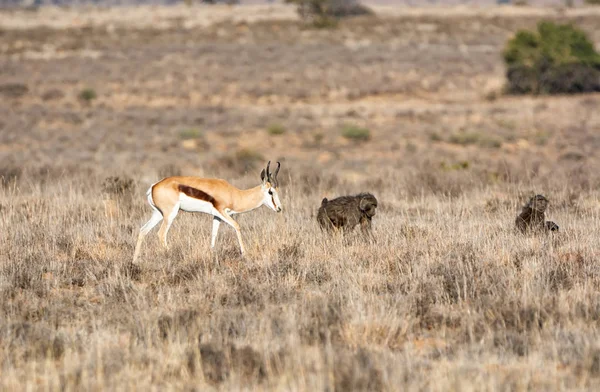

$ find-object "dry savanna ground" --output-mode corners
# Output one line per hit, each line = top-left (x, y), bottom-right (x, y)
(1, 4), (600, 391)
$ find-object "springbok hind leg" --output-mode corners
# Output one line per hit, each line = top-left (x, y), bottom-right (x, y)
(158, 203), (180, 249)
(133, 210), (163, 263)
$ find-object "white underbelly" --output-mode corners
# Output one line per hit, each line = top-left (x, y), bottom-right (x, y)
(179, 193), (215, 214)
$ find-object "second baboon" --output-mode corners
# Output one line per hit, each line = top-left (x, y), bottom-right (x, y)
(317, 193), (378, 235)
(515, 194), (559, 233)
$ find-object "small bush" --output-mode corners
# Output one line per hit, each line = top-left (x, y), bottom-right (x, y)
(429, 132), (442, 142)
(441, 161), (470, 171)
(504, 22), (600, 94)
(342, 125), (371, 142)
(267, 124), (286, 136)
(0, 83), (28, 98)
(79, 88), (97, 102)
(179, 128), (202, 140)
(448, 131), (480, 146)
(285, 0), (372, 27)
(41, 89), (65, 101)
(585, 0), (600, 5)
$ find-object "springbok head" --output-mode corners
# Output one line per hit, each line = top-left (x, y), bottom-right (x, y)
(260, 161), (282, 212)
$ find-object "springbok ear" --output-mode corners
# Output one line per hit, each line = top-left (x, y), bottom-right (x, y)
(260, 169), (266, 183)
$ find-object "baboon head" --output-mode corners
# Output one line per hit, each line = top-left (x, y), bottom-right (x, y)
(528, 194), (549, 213)
(359, 193), (378, 218)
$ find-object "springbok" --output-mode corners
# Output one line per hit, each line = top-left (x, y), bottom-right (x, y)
(132, 161), (282, 262)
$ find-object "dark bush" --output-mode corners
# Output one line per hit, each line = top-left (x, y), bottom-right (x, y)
(285, 0), (372, 27)
(0, 83), (28, 98)
(539, 63), (600, 94)
(504, 22), (600, 94)
(78, 88), (97, 103)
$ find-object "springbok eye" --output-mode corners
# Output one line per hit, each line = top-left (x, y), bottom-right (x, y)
(268, 189), (273, 195)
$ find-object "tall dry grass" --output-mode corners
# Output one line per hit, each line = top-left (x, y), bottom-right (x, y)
(1, 164), (599, 391)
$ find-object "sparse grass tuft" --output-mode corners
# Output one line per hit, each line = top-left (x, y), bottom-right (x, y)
(179, 128), (202, 140)
(342, 124), (371, 142)
(448, 131), (480, 145)
(448, 131), (502, 148)
(441, 160), (470, 171)
(78, 88), (97, 102)
(429, 132), (443, 142)
(267, 123), (286, 136)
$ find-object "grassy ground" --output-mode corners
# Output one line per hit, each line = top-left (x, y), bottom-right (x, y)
(1, 4), (600, 391)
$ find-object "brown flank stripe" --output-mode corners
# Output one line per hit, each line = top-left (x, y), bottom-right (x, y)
(178, 184), (217, 206)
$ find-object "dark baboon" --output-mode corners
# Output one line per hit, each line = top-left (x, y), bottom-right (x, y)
(317, 193), (378, 234)
(515, 194), (559, 233)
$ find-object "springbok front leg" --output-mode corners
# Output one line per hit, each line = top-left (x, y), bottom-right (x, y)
(211, 216), (222, 248)
(216, 209), (246, 255)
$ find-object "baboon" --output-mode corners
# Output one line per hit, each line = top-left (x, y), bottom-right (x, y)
(515, 194), (559, 233)
(317, 193), (378, 235)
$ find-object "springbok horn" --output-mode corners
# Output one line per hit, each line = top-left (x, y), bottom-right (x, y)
(272, 162), (280, 186)
(274, 162), (281, 178)
(266, 161), (271, 179)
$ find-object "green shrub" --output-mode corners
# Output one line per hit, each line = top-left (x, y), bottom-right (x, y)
(448, 131), (480, 146)
(179, 128), (202, 140)
(504, 22), (600, 94)
(267, 124), (286, 136)
(285, 0), (372, 27)
(448, 131), (502, 148)
(79, 88), (97, 102)
(441, 161), (470, 171)
(341, 125), (370, 142)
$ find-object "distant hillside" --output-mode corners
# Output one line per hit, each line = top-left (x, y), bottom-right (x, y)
(0, 0), (582, 8)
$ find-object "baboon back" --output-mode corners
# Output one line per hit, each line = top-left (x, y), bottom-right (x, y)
(316, 193), (378, 233)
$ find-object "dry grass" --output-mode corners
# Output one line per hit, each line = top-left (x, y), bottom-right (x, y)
(1, 4), (600, 391)
(2, 166), (600, 390)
